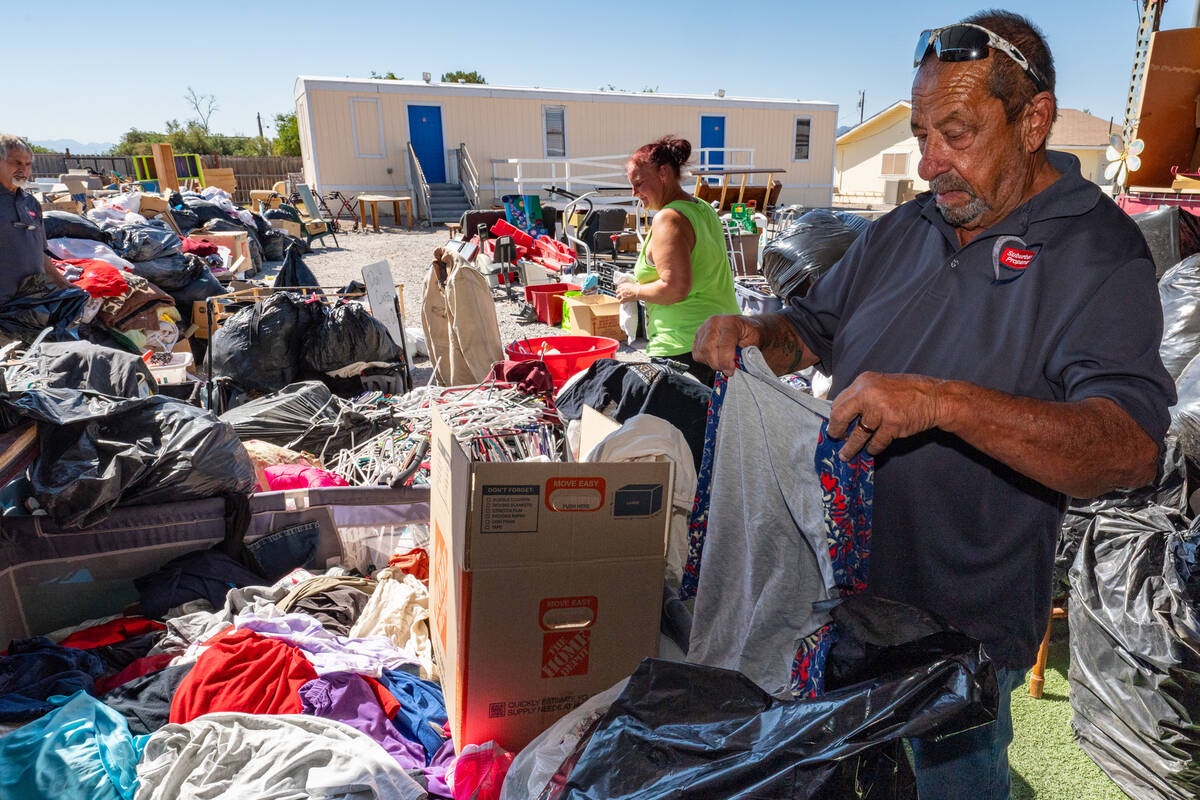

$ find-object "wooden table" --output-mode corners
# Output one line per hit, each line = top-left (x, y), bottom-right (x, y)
(357, 194), (413, 231)
(691, 166), (783, 211)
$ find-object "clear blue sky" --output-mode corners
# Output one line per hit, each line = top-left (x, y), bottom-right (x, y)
(11, 0), (1197, 148)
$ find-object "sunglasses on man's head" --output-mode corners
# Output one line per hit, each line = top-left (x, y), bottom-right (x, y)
(915, 23), (1047, 92)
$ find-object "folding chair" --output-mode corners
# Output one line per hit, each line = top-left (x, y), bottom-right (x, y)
(297, 184), (341, 246)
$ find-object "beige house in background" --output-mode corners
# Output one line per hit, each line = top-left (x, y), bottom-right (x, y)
(294, 77), (838, 218)
(834, 102), (1115, 207)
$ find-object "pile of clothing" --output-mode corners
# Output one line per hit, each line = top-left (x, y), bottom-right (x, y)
(0, 547), (508, 800)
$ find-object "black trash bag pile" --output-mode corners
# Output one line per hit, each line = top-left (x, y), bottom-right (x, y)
(1053, 437), (1189, 596)
(274, 243), (321, 290)
(1158, 254), (1200, 379)
(168, 268), (226, 326)
(42, 211), (107, 243)
(208, 292), (325, 394)
(179, 195), (236, 226)
(1133, 206), (1200, 279)
(762, 210), (870, 302)
(25, 340), (154, 398)
(169, 205), (200, 234)
(1068, 505), (1200, 800)
(105, 220), (182, 263)
(219, 381), (374, 454)
(0, 388), (256, 529)
(540, 595), (996, 800)
(130, 253), (204, 292)
(304, 302), (400, 375)
(0, 273), (90, 343)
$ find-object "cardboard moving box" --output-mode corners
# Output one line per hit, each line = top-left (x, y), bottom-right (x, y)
(565, 294), (626, 341)
(429, 409), (669, 752)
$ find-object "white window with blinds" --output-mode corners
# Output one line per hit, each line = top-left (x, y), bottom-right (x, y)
(793, 116), (811, 161)
(543, 105), (566, 157)
(881, 152), (909, 175)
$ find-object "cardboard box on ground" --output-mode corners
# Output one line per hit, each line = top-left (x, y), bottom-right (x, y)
(565, 295), (626, 341)
(430, 407), (670, 752)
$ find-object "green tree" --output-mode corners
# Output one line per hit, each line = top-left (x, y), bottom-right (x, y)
(273, 112), (301, 157)
(441, 70), (485, 84)
(26, 141), (53, 153)
(370, 70), (401, 80)
(110, 127), (169, 155)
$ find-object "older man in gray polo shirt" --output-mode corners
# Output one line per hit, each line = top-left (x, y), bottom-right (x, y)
(696, 10), (1174, 800)
(0, 134), (73, 304)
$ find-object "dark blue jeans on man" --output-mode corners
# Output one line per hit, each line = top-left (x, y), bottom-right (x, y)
(911, 667), (1026, 800)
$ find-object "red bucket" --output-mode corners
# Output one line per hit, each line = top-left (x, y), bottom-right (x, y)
(505, 335), (619, 388)
(524, 283), (579, 325)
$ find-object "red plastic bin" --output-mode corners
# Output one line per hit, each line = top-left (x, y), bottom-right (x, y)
(523, 283), (580, 325)
(505, 335), (619, 389)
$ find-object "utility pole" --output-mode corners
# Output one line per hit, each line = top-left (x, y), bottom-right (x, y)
(857, 90), (865, 124)
(256, 112), (264, 139)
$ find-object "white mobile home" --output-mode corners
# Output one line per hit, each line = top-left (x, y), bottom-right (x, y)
(294, 77), (837, 219)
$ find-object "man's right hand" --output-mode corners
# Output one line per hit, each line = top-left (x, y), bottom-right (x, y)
(694, 314), (764, 374)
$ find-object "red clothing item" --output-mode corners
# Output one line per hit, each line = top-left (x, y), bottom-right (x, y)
(387, 547), (429, 583)
(94, 653), (174, 694)
(363, 675), (401, 719)
(181, 237), (220, 257)
(58, 617), (165, 649)
(169, 628), (318, 724)
(59, 259), (129, 298)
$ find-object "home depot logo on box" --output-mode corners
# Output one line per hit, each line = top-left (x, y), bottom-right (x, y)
(540, 596), (597, 678)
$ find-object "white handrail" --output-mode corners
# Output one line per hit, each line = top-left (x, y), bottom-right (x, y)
(457, 143), (480, 208)
(488, 148), (757, 198)
(406, 141), (433, 223)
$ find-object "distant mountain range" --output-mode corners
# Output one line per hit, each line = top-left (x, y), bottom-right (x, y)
(31, 139), (117, 154)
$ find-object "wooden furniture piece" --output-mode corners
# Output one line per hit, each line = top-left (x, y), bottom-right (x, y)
(202, 167), (237, 195)
(1029, 601), (1068, 698)
(356, 194), (413, 231)
(249, 190), (283, 214)
(446, 222), (462, 238)
(692, 167), (784, 212)
(150, 143), (181, 191)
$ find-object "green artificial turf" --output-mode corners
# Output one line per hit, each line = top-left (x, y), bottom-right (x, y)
(1008, 626), (1128, 800)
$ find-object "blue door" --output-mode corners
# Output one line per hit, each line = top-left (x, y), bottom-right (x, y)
(700, 115), (725, 182)
(407, 105), (446, 183)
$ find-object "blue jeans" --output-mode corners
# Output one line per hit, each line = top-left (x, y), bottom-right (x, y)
(910, 667), (1026, 800)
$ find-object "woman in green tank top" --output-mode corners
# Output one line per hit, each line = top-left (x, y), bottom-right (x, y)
(615, 136), (741, 384)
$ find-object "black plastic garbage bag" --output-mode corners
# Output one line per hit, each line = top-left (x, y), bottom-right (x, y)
(1068, 505), (1200, 800)
(762, 210), (870, 302)
(1159, 254), (1200, 379)
(274, 243), (321, 290)
(0, 388), (256, 529)
(1053, 437), (1188, 595)
(169, 269), (226, 326)
(304, 302), (399, 375)
(180, 196), (235, 226)
(261, 228), (289, 261)
(543, 596), (996, 800)
(42, 211), (107, 243)
(0, 274), (89, 343)
(25, 340), (154, 397)
(1169, 353), (1200, 464)
(130, 253), (203, 292)
(1133, 206), (1200, 279)
(208, 292), (325, 394)
(169, 206), (200, 234)
(105, 221), (182, 263)
(219, 381), (374, 454)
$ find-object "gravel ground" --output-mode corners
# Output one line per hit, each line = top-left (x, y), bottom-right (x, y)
(295, 224), (648, 385)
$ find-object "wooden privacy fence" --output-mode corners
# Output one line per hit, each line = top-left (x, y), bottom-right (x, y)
(32, 153), (133, 178)
(201, 155), (302, 205)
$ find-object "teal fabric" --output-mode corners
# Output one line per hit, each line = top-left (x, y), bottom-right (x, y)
(0, 691), (146, 800)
